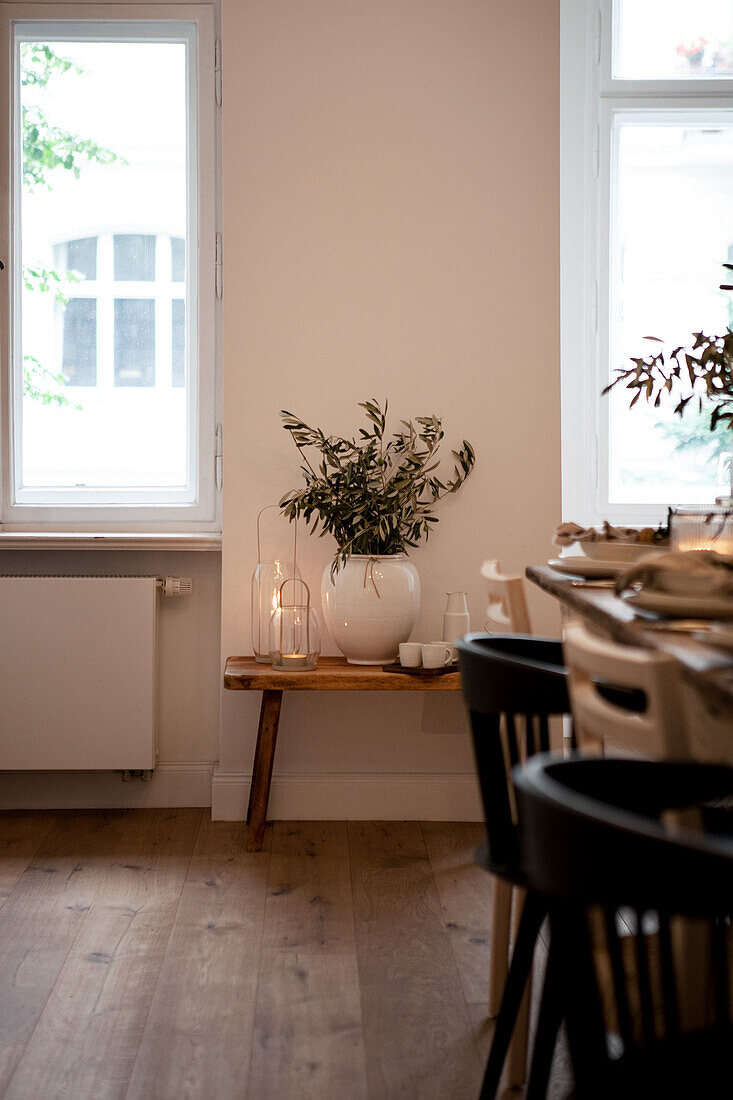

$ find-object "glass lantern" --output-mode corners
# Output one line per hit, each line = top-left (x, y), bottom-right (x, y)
(269, 578), (320, 671)
(669, 506), (733, 555)
(251, 506), (300, 662)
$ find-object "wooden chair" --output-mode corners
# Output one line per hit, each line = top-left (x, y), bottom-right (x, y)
(479, 560), (573, 1088)
(562, 621), (689, 760)
(457, 632), (570, 1097)
(477, 560), (537, 1087)
(515, 755), (733, 1099)
(481, 559), (531, 635)
(561, 621), (718, 1037)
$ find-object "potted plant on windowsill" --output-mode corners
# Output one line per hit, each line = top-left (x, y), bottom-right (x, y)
(603, 264), (733, 505)
(676, 37), (708, 71)
(279, 399), (475, 664)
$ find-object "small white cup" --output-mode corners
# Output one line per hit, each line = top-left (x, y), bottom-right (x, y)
(399, 642), (423, 668)
(422, 642), (453, 669)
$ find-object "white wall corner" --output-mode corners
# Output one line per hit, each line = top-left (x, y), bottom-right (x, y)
(210, 768), (483, 822)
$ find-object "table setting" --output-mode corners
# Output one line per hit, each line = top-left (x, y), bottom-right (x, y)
(612, 549), (733, 621)
(547, 516), (733, 636)
(548, 520), (668, 580)
(528, 514), (733, 710)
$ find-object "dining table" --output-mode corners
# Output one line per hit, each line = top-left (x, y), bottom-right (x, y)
(526, 564), (733, 718)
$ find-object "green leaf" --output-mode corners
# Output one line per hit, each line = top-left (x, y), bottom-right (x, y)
(278, 400), (475, 570)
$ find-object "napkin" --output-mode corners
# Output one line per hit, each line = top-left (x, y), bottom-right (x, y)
(554, 521), (657, 548)
(614, 550), (733, 598)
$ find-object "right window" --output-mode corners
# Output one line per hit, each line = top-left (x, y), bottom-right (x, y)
(562, 0), (733, 523)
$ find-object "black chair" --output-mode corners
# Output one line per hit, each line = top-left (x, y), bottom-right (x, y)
(457, 632), (572, 1098)
(514, 755), (733, 1100)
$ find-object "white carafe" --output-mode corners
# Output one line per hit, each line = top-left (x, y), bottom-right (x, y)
(442, 592), (470, 656)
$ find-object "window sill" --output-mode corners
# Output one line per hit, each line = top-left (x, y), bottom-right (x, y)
(0, 532), (222, 551)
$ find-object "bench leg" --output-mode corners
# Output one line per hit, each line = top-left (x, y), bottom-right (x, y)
(246, 689), (283, 852)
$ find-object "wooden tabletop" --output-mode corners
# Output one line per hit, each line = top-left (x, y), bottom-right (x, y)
(527, 565), (733, 712)
(224, 655), (462, 691)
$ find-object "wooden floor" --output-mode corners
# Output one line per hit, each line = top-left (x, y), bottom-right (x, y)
(0, 810), (568, 1100)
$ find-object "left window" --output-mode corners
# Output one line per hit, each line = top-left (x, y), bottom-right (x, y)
(0, 6), (220, 530)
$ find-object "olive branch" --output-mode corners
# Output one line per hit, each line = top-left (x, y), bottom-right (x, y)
(279, 399), (476, 572)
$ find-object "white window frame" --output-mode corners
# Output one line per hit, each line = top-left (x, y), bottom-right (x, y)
(0, 3), (220, 532)
(56, 232), (187, 390)
(561, 0), (733, 525)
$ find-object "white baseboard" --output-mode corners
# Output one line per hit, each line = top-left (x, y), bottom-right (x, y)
(0, 764), (483, 819)
(211, 769), (483, 822)
(0, 762), (215, 810)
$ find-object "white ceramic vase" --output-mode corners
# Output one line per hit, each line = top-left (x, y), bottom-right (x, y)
(321, 554), (421, 665)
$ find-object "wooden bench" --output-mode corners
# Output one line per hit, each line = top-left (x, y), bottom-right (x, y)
(224, 655), (462, 850)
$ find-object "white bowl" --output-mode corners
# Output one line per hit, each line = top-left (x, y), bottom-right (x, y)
(580, 540), (666, 563)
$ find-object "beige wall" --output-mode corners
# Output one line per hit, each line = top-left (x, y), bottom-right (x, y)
(218, 0), (561, 818)
(0, 0), (561, 815)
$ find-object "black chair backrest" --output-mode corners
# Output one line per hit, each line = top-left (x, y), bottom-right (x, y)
(515, 756), (733, 912)
(458, 633), (570, 716)
(514, 755), (733, 1098)
(457, 633), (570, 877)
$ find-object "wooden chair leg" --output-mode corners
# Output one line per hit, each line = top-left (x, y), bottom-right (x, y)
(246, 689), (283, 852)
(525, 937), (564, 1100)
(489, 878), (513, 1016)
(480, 893), (545, 1100)
(506, 887), (532, 1088)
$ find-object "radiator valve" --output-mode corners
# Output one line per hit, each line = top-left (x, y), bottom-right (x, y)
(159, 576), (193, 598)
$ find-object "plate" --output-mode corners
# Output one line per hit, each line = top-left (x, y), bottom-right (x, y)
(547, 557), (625, 579)
(621, 590), (733, 619)
(580, 541), (666, 563)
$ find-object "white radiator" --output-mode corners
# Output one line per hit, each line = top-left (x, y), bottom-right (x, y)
(0, 576), (159, 770)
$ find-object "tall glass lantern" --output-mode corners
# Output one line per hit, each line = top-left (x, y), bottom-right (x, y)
(669, 506), (733, 554)
(270, 578), (320, 671)
(251, 506), (299, 663)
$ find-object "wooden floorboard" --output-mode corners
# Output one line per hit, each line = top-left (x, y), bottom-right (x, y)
(0, 813), (58, 914)
(248, 822), (367, 1100)
(0, 810), (133, 1093)
(5, 809), (203, 1100)
(349, 821), (483, 1100)
(126, 818), (270, 1100)
(421, 821), (491, 1006)
(0, 812), (577, 1099)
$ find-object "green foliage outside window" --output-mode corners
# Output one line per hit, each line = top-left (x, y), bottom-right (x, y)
(20, 43), (120, 407)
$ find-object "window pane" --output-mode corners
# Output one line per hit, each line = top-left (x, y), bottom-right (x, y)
(171, 236), (185, 282)
(172, 299), (185, 386)
(18, 35), (189, 491)
(62, 298), (96, 385)
(609, 123), (733, 505)
(114, 234), (155, 281)
(616, 0), (733, 79)
(115, 299), (155, 386)
(53, 236), (97, 280)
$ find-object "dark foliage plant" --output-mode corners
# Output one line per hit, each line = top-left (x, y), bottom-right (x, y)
(603, 264), (733, 437)
(279, 399), (476, 572)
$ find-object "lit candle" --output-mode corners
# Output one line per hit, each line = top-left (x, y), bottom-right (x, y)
(279, 653), (308, 669)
